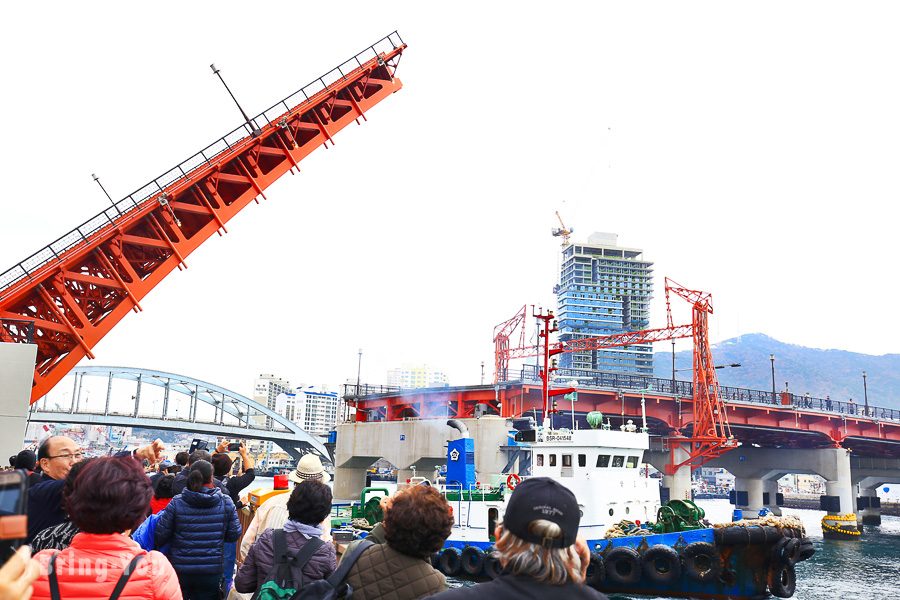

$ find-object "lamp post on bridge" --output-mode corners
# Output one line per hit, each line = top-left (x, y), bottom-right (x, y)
(671, 340), (676, 395)
(770, 354), (776, 405)
(863, 371), (869, 417)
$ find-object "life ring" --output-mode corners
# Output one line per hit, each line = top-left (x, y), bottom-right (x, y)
(585, 553), (605, 588)
(605, 546), (642, 586)
(461, 546), (485, 576)
(438, 547), (462, 576)
(642, 544), (682, 585)
(768, 562), (797, 598)
(506, 473), (521, 489)
(682, 542), (721, 583)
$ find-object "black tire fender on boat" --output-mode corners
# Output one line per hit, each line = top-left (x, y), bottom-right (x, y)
(605, 546), (642, 586)
(682, 542), (721, 583)
(460, 546), (485, 576)
(768, 562), (797, 598)
(585, 553), (605, 588)
(438, 547), (462, 576)
(642, 544), (682, 585)
(775, 537), (802, 566)
(797, 539), (815, 562)
(483, 553), (502, 580)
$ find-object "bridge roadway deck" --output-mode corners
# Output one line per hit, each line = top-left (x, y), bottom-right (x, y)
(348, 377), (900, 458)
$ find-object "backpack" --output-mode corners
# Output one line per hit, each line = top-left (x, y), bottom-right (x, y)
(252, 531), (373, 600)
(292, 538), (374, 600)
(252, 529), (325, 600)
(49, 552), (144, 600)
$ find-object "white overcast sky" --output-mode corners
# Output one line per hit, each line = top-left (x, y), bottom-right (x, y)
(2, 2), (898, 398)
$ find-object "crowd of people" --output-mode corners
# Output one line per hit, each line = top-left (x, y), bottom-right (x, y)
(0, 433), (610, 600)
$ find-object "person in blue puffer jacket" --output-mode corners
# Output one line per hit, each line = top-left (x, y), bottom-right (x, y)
(156, 459), (241, 600)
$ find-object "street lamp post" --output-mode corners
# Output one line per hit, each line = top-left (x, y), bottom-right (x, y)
(863, 371), (869, 416)
(671, 340), (676, 395)
(770, 354), (776, 405)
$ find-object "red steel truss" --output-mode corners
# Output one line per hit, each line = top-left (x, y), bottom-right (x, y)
(492, 277), (738, 470)
(0, 34), (406, 403)
(492, 305), (526, 384)
(663, 278), (738, 470)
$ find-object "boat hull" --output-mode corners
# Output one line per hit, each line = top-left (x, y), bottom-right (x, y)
(438, 524), (812, 600)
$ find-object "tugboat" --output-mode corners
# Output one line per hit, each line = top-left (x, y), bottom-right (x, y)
(428, 416), (815, 599)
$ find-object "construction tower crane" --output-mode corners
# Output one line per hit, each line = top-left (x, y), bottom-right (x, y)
(0, 33), (406, 403)
(493, 277), (737, 470)
(551, 211), (573, 247)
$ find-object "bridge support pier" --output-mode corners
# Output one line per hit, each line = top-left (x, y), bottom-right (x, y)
(0, 343), (37, 460)
(646, 444), (691, 503)
(857, 486), (881, 526)
(733, 477), (765, 514)
(850, 459), (900, 528)
(762, 479), (782, 516)
(706, 446), (858, 537)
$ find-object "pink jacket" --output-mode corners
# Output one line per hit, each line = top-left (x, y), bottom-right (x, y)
(33, 532), (182, 600)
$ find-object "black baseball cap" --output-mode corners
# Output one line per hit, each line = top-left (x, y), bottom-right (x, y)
(502, 477), (580, 548)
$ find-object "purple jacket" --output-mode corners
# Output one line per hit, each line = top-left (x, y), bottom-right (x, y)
(235, 526), (336, 593)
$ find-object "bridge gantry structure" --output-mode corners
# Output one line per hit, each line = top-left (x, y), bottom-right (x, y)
(29, 366), (330, 462)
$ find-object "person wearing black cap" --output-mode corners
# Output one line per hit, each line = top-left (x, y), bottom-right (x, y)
(431, 477), (608, 600)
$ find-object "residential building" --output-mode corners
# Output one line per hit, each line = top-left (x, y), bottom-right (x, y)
(275, 385), (340, 437)
(252, 373), (292, 445)
(555, 232), (654, 376)
(386, 364), (449, 389)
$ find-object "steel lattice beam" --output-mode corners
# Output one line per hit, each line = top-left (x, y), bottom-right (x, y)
(0, 36), (406, 403)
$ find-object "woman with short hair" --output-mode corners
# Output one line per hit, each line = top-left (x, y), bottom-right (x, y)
(30, 456), (182, 599)
(156, 459), (241, 600)
(341, 485), (453, 600)
(235, 480), (336, 594)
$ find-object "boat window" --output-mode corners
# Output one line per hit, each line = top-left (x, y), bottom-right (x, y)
(549, 454), (557, 467)
(626, 456), (639, 468)
(597, 455), (610, 468)
(578, 454), (586, 467)
(612, 455), (625, 468)
(536, 454), (544, 467)
(562, 455), (572, 467)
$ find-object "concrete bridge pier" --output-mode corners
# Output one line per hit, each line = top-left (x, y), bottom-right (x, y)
(333, 417), (510, 500)
(0, 343), (37, 461)
(706, 446), (857, 536)
(733, 477), (765, 514)
(762, 479), (783, 516)
(857, 485), (881, 526)
(850, 457), (900, 528)
(646, 444), (691, 503)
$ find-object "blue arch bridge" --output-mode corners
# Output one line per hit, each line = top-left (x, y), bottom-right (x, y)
(28, 366), (330, 462)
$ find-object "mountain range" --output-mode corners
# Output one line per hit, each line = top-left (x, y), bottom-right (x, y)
(652, 333), (900, 410)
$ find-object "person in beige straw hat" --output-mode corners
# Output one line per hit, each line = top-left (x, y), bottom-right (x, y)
(238, 454), (331, 562)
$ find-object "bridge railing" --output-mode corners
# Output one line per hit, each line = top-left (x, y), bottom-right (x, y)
(0, 31), (405, 296)
(0, 318), (34, 344)
(342, 383), (402, 399)
(508, 364), (900, 422)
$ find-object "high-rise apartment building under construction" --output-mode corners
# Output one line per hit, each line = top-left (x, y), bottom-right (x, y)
(555, 232), (654, 376)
